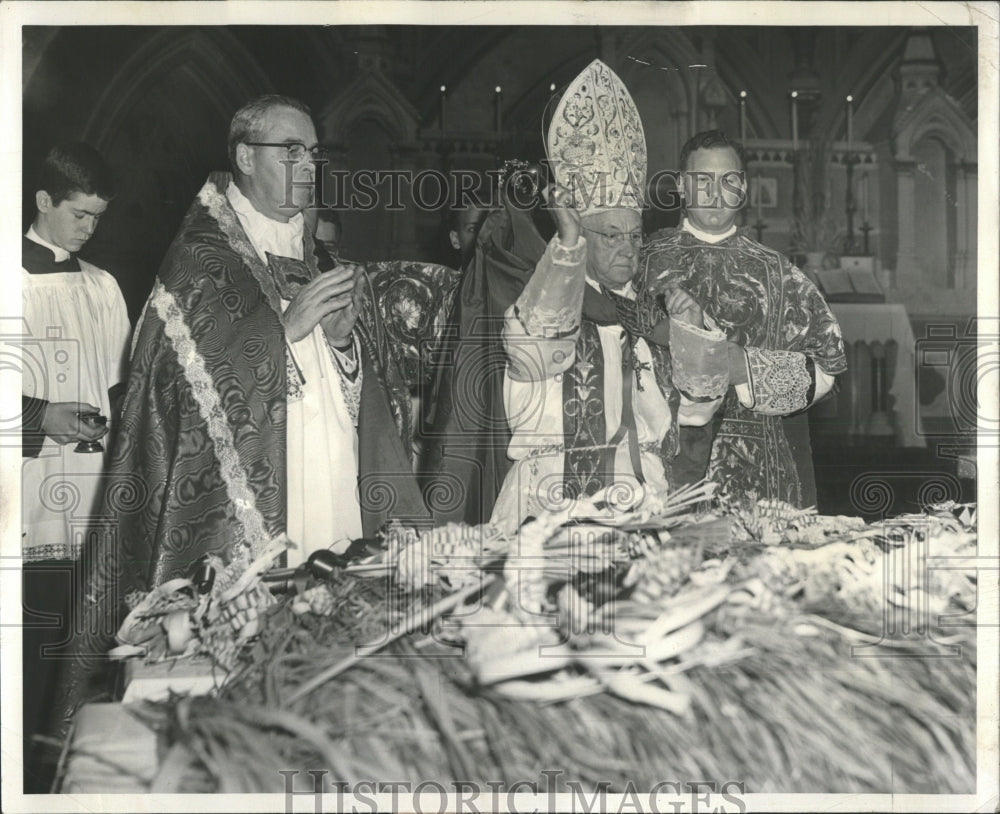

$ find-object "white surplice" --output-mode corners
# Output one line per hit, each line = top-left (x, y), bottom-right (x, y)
(20, 227), (130, 561)
(226, 183), (361, 567)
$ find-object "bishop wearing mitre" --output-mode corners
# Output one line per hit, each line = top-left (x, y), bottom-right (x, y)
(490, 59), (732, 531)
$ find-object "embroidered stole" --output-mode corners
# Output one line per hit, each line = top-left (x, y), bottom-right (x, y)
(562, 286), (679, 499)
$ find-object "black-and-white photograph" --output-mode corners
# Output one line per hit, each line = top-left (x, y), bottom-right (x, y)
(2, 2), (997, 811)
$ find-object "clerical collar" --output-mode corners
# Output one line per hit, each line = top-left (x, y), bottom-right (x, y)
(226, 181), (304, 262)
(682, 218), (737, 245)
(26, 225), (71, 262)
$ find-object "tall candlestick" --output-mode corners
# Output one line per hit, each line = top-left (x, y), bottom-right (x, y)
(495, 85), (502, 134)
(439, 85), (447, 132)
(791, 91), (799, 151)
(755, 173), (762, 221)
(846, 95), (853, 153)
(739, 90), (747, 145)
(862, 173), (869, 221)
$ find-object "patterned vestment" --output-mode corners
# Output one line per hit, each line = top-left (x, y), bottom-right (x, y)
(53, 173), (422, 730)
(644, 228), (847, 506)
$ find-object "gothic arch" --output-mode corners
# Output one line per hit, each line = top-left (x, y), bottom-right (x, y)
(833, 29), (910, 142)
(893, 87), (976, 163)
(613, 33), (697, 175)
(83, 28), (273, 151)
(711, 37), (784, 140)
(320, 71), (419, 147)
(615, 29), (698, 116)
(890, 85), (977, 303)
(71, 30), (274, 320)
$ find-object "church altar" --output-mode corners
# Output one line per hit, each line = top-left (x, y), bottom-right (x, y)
(812, 302), (926, 447)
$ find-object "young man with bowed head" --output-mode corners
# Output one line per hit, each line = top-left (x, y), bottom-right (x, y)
(19, 142), (130, 790)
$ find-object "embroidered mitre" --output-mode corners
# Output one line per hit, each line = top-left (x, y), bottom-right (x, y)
(546, 59), (647, 216)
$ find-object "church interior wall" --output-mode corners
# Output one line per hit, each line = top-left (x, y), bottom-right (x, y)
(22, 24), (978, 329)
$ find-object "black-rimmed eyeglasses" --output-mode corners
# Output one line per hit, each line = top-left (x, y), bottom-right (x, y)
(244, 142), (330, 162)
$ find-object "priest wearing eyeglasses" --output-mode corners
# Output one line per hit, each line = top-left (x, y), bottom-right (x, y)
(115, 93), (425, 575)
(490, 61), (731, 532)
(57, 95), (425, 723)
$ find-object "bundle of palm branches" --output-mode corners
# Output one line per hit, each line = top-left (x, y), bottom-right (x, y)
(65, 494), (978, 795)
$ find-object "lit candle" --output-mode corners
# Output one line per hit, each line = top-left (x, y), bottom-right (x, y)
(550, 83), (556, 93)
(739, 90), (747, 145)
(791, 91), (799, 151)
(846, 95), (853, 153)
(440, 85), (447, 132)
(495, 85), (502, 134)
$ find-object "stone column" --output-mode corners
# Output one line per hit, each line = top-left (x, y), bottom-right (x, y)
(893, 159), (920, 284)
(952, 160), (977, 290)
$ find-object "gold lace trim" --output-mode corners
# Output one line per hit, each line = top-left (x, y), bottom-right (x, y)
(151, 282), (269, 560)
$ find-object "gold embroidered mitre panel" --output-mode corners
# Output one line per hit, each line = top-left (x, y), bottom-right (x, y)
(546, 59), (647, 216)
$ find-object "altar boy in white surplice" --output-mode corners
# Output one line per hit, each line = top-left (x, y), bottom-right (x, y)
(19, 142), (130, 788)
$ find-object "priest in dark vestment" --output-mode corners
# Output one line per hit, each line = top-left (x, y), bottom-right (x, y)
(55, 95), (425, 728)
(644, 130), (847, 508)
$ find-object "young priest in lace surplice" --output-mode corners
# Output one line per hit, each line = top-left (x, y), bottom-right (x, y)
(19, 143), (130, 788)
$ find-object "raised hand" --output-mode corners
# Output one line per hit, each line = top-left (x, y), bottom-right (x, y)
(320, 264), (365, 348)
(541, 183), (582, 247)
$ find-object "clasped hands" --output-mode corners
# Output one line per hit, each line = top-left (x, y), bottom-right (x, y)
(283, 262), (364, 347)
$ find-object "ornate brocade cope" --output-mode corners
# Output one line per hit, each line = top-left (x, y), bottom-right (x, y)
(644, 229), (846, 506)
(54, 174), (421, 733)
(364, 260), (461, 389)
(547, 59), (647, 215)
